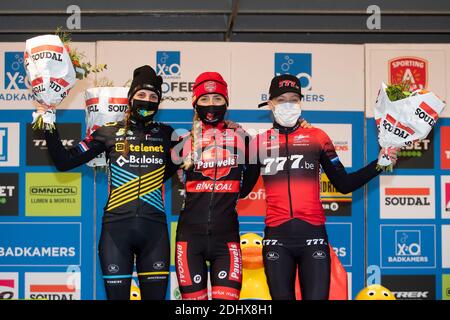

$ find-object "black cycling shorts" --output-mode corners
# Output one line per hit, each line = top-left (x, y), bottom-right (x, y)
(175, 225), (242, 300)
(262, 218), (331, 300)
(98, 217), (170, 300)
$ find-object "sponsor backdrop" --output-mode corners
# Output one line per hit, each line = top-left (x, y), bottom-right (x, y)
(366, 44), (450, 300)
(0, 41), (448, 300)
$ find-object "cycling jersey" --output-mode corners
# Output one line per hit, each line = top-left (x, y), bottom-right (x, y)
(45, 119), (177, 224)
(243, 121), (381, 227)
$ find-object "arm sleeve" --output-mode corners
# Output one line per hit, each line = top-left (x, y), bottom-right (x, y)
(319, 130), (381, 195)
(163, 125), (181, 182)
(44, 125), (107, 172)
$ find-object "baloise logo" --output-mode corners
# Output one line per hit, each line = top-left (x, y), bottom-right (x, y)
(273, 53), (324, 103)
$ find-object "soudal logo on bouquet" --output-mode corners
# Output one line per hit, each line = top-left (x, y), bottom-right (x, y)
(0, 273), (18, 300)
(26, 123), (81, 166)
(194, 146), (238, 180)
(441, 126), (450, 169)
(381, 275), (435, 300)
(86, 97), (128, 113)
(320, 173), (352, 216)
(389, 56), (428, 91)
(380, 176), (435, 219)
(236, 176), (267, 216)
(1, 52), (34, 103)
(382, 114), (415, 140)
(25, 272), (81, 300)
(397, 130), (434, 169)
(30, 44), (64, 62)
(0, 173), (19, 216)
(273, 53), (325, 103)
(157, 51), (192, 103)
(380, 225), (435, 268)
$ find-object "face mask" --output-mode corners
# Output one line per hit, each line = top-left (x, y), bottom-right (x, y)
(273, 102), (302, 127)
(131, 99), (159, 122)
(195, 104), (227, 125)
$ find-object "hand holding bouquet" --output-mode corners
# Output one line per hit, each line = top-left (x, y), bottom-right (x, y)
(374, 81), (446, 171)
(25, 28), (107, 131)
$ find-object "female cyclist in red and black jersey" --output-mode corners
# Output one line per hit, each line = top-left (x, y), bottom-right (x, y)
(171, 72), (253, 300)
(241, 74), (399, 300)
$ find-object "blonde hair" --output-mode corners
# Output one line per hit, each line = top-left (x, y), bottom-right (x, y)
(181, 110), (202, 170)
(121, 106), (132, 156)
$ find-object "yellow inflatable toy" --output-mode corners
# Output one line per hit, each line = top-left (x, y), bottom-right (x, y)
(355, 284), (396, 300)
(239, 233), (271, 300)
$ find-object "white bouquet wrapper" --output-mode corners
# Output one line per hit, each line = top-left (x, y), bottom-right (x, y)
(374, 82), (446, 168)
(25, 34), (77, 129)
(84, 87), (129, 167)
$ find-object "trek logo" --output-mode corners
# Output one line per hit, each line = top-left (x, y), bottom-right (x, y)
(381, 275), (435, 300)
(381, 225), (435, 268)
(263, 154), (314, 175)
(33, 139), (75, 148)
(389, 57), (427, 91)
(4, 52), (28, 90)
(116, 155), (164, 167)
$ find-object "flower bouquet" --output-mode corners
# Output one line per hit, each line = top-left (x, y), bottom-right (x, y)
(374, 81), (445, 171)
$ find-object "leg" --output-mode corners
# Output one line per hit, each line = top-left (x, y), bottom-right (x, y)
(262, 239), (297, 300)
(297, 241), (331, 300)
(98, 222), (134, 300)
(135, 220), (170, 300)
(209, 238), (242, 300)
(175, 229), (208, 300)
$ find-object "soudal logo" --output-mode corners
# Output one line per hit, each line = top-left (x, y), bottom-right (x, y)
(415, 101), (438, 127)
(29, 284), (77, 300)
(85, 97), (128, 113)
(382, 114), (415, 140)
(29, 186), (78, 196)
(195, 146), (238, 180)
(227, 243), (242, 282)
(30, 45), (64, 62)
(389, 56), (427, 91)
(384, 187), (431, 206)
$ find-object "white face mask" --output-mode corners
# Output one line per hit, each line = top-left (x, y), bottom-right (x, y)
(273, 102), (302, 127)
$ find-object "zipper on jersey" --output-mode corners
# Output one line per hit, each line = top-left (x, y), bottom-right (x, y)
(137, 130), (142, 217)
(285, 132), (294, 218)
(207, 128), (218, 235)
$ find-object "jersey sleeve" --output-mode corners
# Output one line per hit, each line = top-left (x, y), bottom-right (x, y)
(318, 129), (381, 194)
(44, 124), (107, 171)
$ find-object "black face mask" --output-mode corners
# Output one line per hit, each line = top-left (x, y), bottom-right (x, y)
(131, 99), (159, 123)
(195, 104), (227, 125)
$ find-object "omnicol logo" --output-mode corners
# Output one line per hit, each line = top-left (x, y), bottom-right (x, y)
(26, 173), (81, 217)
(25, 272), (80, 300)
(441, 127), (450, 170)
(0, 273), (18, 299)
(380, 176), (435, 219)
(380, 225), (435, 269)
(389, 56), (427, 91)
